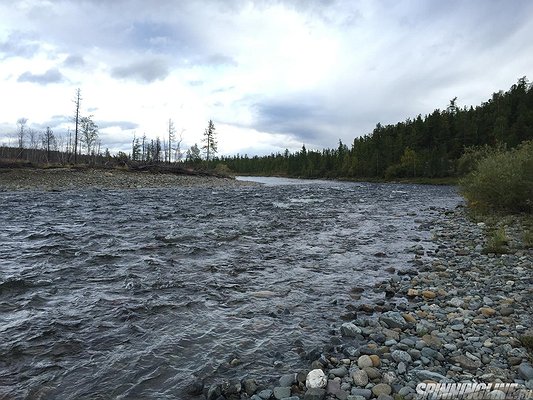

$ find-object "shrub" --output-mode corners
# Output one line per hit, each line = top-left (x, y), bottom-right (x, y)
(456, 144), (505, 176)
(485, 226), (509, 254)
(459, 141), (533, 213)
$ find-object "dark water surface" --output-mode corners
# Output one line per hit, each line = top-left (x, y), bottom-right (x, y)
(0, 178), (460, 399)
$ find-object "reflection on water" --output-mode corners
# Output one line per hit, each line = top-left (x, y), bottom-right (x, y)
(0, 179), (460, 399)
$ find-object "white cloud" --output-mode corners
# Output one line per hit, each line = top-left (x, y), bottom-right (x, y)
(0, 0), (532, 155)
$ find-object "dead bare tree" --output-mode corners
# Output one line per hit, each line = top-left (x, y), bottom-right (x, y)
(73, 88), (81, 164)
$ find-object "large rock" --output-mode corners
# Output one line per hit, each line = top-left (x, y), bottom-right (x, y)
(341, 322), (362, 337)
(379, 311), (407, 329)
(306, 369), (327, 389)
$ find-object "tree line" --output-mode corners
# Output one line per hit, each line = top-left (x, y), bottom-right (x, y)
(216, 77), (533, 179)
(1, 87), (219, 168)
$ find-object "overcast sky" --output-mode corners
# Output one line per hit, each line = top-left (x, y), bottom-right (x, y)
(1, 0), (532, 156)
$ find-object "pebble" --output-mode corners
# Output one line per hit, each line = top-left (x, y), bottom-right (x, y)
(357, 355), (373, 369)
(352, 369), (369, 387)
(371, 383), (392, 396)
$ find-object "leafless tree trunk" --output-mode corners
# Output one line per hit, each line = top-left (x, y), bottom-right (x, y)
(73, 88), (81, 164)
(16, 118), (27, 159)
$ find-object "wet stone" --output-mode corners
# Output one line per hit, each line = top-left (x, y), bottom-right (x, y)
(279, 374), (295, 387)
(274, 386), (291, 399)
(379, 311), (407, 329)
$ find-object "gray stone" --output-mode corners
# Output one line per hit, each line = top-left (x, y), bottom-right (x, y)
(398, 386), (414, 396)
(376, 395), (393, 400)
(397, 362), (407, 374)
(330, 366), (348, 378)
(450, 323), (465, 331)
(518, 363), (533, 380)
(242, 379), (259, 396)
(327, 380), (348, 400)
(414, 370), (448, 382)
(279, 374), (295, 387)
(341, 322), (363, 337)
(382, 371), (396, 385)
(274, 386), (291, 399)
(304, 387), (326, 400)
(347, 396), (366, 400)
(447, 297), (464, 307)
(452, 355), (481, 370)
(350, 388), (372, 399)
(357, 355), (373, 368)
(258, 389), (273, 399)
(392, 349), (412, 364)
(352, 369), (368, 387)
(371, 383), (392, 397)
(363, 366), (382, 380)
(207, 384), (222, 400)
(379, 311), (407, 329)
(421, 347), (439, 359)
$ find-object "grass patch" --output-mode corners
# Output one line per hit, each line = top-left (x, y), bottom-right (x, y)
(485, 226), (509, 254)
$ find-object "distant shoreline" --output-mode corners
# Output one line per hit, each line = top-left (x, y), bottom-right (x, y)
(0, 167), (256, 191)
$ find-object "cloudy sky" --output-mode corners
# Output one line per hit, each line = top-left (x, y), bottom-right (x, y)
(1, 0), (532, 156)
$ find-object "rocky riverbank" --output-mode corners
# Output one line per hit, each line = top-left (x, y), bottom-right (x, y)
(0, 167), (255, 190)
(193, 206), (533, 400)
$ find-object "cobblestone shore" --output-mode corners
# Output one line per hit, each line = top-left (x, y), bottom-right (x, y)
(193, 206), (532, 400)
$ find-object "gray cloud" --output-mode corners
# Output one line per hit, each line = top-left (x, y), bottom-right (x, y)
(96, 120), (139, 130)
(201, 54), (238, 67)
(63, 54), (86, 68)
(252, 96), (341, 147)
(111, 59), (169, 83)
(32, 115), (71, 130)
(17, 68), (66, 84)
(0, 31), (40, 60)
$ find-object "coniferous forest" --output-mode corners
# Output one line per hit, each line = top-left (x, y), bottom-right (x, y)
(217, 77), (533, 179)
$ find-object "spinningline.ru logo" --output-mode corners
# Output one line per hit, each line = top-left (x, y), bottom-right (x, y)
(416, 382), (532, 399)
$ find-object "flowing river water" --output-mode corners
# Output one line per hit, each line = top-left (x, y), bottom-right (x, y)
(0, 178), (461, 399)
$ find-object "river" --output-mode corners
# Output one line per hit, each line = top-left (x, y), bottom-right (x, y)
(0, 177), (461, 399)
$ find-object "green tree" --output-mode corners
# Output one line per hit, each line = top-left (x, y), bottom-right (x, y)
(80, 116), (99, 155)
(132, 134), (141, 161)
(186, 143), (201, 163)
(202, 120), (217, 162)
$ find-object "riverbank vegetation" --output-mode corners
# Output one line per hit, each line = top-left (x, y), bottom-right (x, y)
(218, 77), (532, 181)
